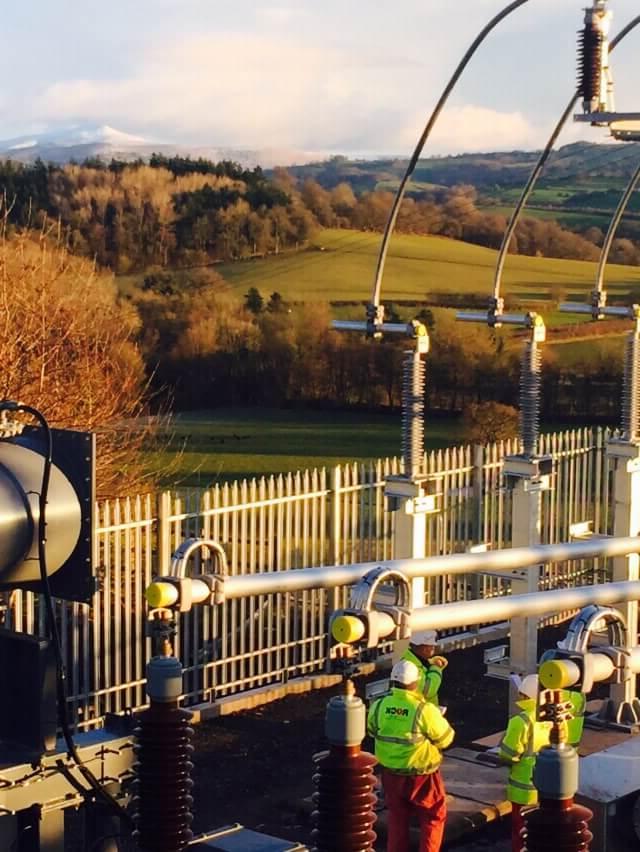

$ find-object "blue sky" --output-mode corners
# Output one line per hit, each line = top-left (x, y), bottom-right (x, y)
(1, 1), (637, 154)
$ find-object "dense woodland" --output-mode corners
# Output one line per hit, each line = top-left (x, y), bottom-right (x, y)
(130, 268), (623, 429)
(2, 153), (634, 492)
(2, 155), (639, 272)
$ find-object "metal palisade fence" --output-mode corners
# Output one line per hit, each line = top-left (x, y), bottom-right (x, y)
(9, 427), (612, 729)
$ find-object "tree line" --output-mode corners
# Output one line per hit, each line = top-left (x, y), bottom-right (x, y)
(1, 225), (624, 497)
(132, 274), (623, 426)
(1, 156), (638, 272)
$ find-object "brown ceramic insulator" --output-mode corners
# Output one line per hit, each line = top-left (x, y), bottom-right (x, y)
(577, 23), (603, 101)
(132, 701), (195, 852)
(524, 799), (593, 852)
(311, 745), (378, 852)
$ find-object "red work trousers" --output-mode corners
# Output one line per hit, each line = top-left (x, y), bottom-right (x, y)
(511, 803), (526, 852)
(381, 768), (447, 852)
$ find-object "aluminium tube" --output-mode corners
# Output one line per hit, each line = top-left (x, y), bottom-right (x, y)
(408, 580), (640, 632)
(216, 535), (640, 600)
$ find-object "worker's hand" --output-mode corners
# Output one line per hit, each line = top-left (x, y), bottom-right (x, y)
(429, 655), (448, 670)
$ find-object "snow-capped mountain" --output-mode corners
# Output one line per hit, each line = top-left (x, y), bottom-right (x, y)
(0, 124), (321, 168)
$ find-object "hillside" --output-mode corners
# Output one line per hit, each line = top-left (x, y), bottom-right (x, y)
(0, 124), (318, 169)
(216, 227), (640, 307)
(285, 143), (640, 192)
(284, 143), (640, 239)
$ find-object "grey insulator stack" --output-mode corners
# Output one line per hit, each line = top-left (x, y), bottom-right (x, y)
(622, 332), (640, 442)
(520, 339), (542, 458)
(402, 350), (426, 479)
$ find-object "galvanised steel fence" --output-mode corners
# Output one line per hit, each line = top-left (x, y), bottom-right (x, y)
(7, 427), (614, 728)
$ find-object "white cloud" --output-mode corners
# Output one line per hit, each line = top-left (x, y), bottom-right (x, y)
(35, 34), (360, 147)
(411, 105), (536, 155)
(32, 33), (443, 151)
(8, 0), (638, 156)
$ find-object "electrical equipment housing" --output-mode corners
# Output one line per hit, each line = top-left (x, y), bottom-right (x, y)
(0, 427), (95, 602)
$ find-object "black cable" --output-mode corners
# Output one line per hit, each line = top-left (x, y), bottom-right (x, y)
(0, 402), (134, 829)
(370, 0), (530, 313)
(492, 13), (640, 303)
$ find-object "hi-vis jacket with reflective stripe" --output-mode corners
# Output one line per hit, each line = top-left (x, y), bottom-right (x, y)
(367, 687), (454, 775)
(499, 699), (552, 806)
(565, 690), (586, 748)
(401, 648), (442, 704)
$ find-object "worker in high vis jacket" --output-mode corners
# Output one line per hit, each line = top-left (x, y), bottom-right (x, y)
(564, 689), (586, 749)
(367, 659), (455, 852)
(401, 629), (448, 705)
(498, 674), (552, 852)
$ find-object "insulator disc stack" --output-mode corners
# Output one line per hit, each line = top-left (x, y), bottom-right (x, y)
(402, 350), (426, 478)
(622, 333), (640, 442)
(577, 22), (603, 104)
(133, 703), (194, 852)
(524, 800), (593, 852)
(311, 745), (378, 852)
(520, 339), (541, 458)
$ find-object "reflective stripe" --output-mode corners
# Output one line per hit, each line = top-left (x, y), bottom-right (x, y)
(432, 728), (452, 747)
(376, 733), (427, 745)
(499, 742), (519, 758)
(413, 699), (427, 739)
(518, 713), (535, 757)
(509, 778), (536, 792)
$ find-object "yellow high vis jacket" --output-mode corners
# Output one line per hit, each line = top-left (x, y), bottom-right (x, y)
(564, 690), (586, 748)
(401, 648), (442, 704)
(367, 687), (454, 776)
(499, 698), (552, 806)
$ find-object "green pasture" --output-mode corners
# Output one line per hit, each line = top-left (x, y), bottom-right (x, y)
(375, 180), (447, 194)
(479, 205), (613, 231)
(545, 335), (625, 367)
(216, 229), (640, 305)
(493, 187), (577, 205)
(144, 407), (467, 487)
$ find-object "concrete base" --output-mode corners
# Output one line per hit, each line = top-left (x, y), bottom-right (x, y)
(192, 823), (307, 850)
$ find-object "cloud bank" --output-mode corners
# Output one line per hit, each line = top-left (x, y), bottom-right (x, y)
(2, 0), (637, 155)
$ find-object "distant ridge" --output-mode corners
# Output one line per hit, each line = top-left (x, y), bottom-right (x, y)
(0, 124), (324, 169)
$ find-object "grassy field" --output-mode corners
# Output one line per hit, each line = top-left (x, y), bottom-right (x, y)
(545, 335), (625, 366)
(478, 205), (614, 231)
(144, 407), (467, 487)
(216, 229), (640, 305)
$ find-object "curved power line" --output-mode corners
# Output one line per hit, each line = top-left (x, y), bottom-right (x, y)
(492, 13), (640, 304)
(595, 159), (640, 295)
(369, 0), (530, 321)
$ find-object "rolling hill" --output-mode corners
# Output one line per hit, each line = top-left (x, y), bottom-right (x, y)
(216, 228), (640, 307)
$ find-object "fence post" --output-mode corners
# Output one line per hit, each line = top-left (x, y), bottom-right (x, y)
(157, 490), (171, 576)
(470, 443), (485, 601)
(330, 466), (342, 615)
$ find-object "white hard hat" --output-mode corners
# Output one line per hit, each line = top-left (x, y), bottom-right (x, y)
(519, 674), (539, 699)
(412, 629), (438, 645)
(391, 660), (420, 686)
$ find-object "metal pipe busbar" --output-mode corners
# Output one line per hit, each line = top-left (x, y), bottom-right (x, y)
(332, 580), (640, 641)
(145, 534), (640, 609)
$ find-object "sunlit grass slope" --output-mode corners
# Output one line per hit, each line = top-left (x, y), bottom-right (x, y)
(217, 228), (640, 303)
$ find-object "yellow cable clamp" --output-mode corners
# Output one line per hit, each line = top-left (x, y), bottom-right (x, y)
(331, 614), (366, 644)
(539, 658), (576, 690)
(145, 581), (179, 609)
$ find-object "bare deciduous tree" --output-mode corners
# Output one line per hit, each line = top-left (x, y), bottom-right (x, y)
(0, 221), (149, 496)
